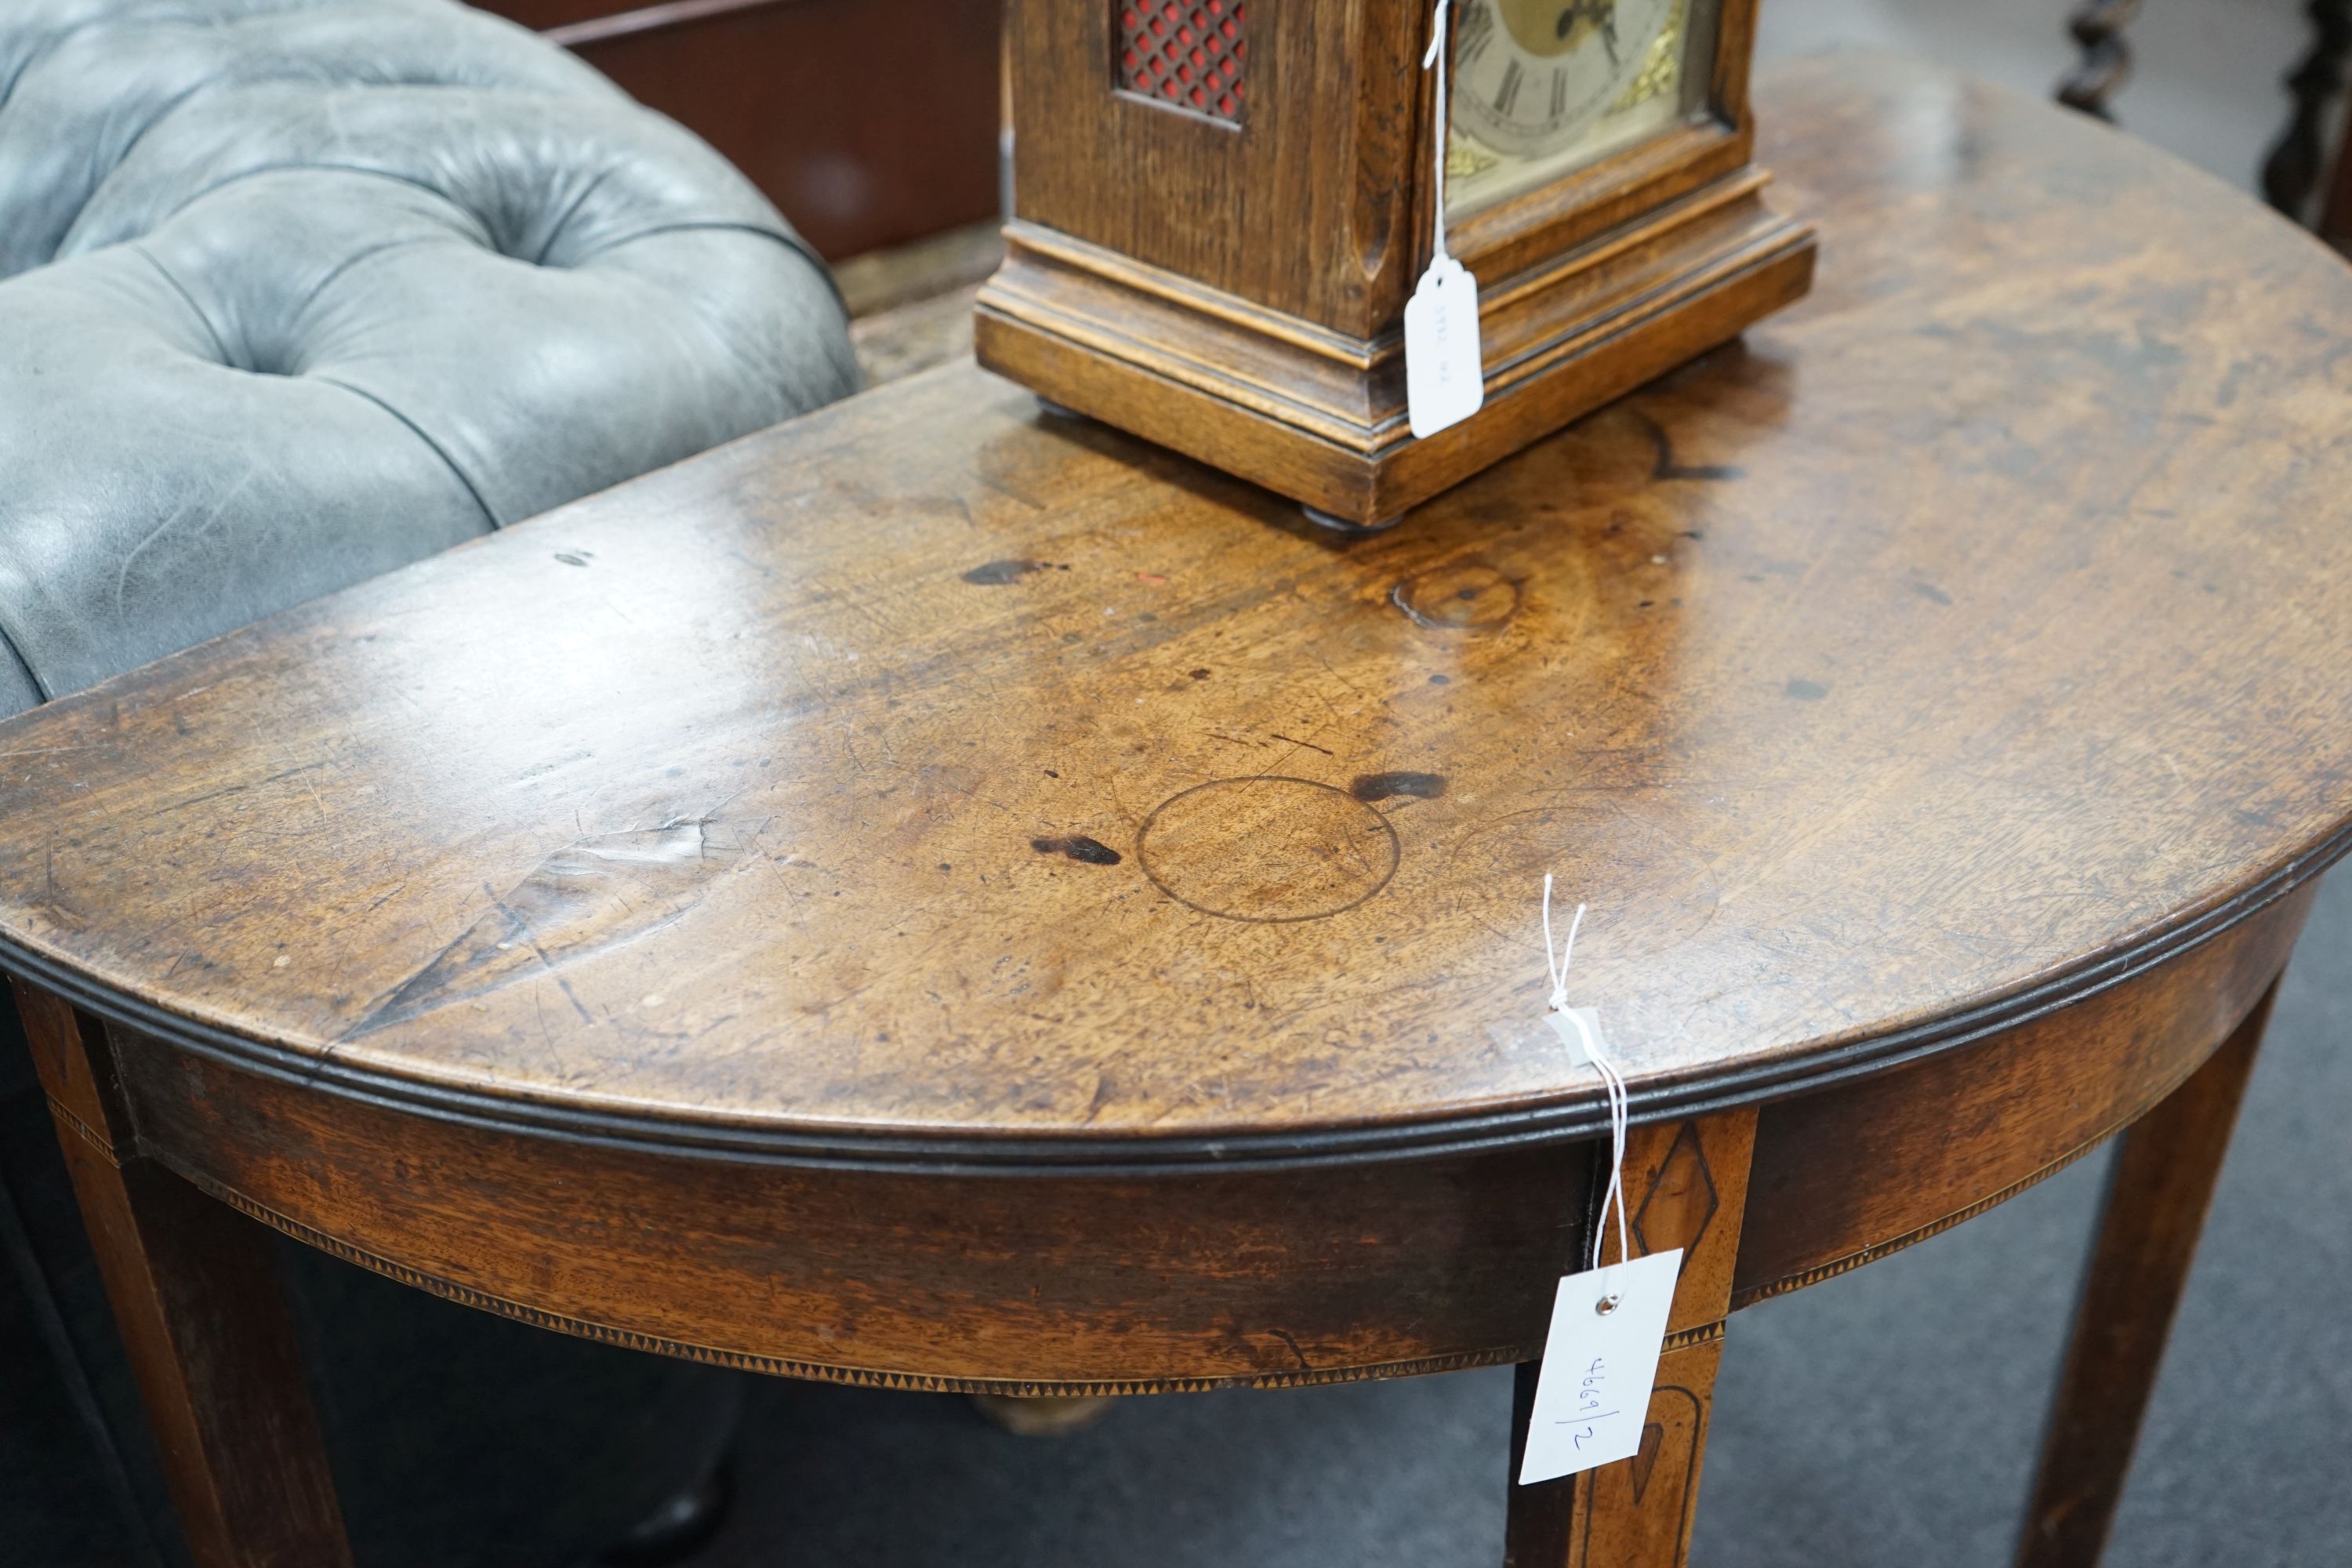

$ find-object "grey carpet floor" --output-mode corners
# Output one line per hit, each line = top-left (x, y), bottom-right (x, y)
(684, 869), (2350, 1568)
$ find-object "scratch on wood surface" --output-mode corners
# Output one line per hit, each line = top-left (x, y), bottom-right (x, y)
(147, 760), (328, 818)
(342, 814), (750, 1038)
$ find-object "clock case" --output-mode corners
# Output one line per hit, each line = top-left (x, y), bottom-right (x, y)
(974, 0), (1816, 527)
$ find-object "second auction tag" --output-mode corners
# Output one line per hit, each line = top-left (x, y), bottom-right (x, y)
(1517, 1247), (1682, 1486)
(1404, 255), (1484, 439)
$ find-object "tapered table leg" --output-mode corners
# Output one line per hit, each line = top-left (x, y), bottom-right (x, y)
(1506, 1339), (1726, 1568)
(1505, 1111), (1754, 1568)
(13, 980), (354, 1568)
(2015, 980), (2278, 1568)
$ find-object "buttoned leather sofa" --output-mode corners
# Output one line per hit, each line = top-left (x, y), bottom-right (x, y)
(0, 2), (858, 1562)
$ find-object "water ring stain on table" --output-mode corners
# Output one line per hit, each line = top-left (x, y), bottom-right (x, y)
(1135, 778), (1403, 924)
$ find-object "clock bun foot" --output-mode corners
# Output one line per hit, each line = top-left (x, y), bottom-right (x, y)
(1301, 505), (1404, 535)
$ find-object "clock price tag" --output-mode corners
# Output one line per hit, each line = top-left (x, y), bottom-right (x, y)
(1405, 254), (1485, 440)
(1410, 0), (1485, 441)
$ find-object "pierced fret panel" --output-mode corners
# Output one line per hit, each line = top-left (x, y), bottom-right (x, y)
(1116, 0), (1247, 123)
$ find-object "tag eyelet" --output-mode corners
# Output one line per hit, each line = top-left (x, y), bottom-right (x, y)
(1595, 1293), (1621, 1316)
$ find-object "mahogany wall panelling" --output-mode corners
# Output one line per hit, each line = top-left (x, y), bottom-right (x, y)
(478, 0), (1006, 261)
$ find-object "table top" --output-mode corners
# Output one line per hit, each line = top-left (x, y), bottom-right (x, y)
(2, 54), (2347, 1169)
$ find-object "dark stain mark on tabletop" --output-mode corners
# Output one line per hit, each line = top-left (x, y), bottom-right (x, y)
(962, 560), (1067, 585)
(1351, 771), (1448, 803)
(1915, 582), (1955, 605)
(1785, 678), (1829, 701)
(1031, 834), (1123, 866)
(1392, 560), (1519, 631)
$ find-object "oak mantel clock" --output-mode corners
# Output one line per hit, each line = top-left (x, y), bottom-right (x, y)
(974, 0), (1816, 528)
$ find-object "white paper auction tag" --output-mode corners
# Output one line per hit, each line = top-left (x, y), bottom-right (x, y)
(1518, 1247), (1683, 1486)
(1404, 255), (1484, 440)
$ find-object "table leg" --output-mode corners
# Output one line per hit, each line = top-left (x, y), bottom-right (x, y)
(2015, 978), (2278, 1568)
(1505, 1339), (1724, 1568)
(12, 980), (354, 1568)
(1504, 1111), (1755, 1568)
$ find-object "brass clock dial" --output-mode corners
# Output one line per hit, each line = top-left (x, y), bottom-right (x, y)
(1447, 0), (1701, 218)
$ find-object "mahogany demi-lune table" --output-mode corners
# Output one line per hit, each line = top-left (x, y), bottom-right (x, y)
(5, 55), (2349, 1568)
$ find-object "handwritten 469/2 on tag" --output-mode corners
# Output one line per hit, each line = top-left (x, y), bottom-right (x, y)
(1519, 1248), (1683, 1485)
(1568, 1352), (1621, 1451)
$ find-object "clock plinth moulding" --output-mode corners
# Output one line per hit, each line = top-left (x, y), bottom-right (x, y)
(975, 0), (1814, 528)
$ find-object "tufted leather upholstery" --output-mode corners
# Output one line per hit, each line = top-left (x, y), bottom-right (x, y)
(0, 0), (858, 710)
(0, 5), (858, 1562)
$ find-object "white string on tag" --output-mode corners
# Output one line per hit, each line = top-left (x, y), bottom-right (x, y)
(1405, 0), (1483, 439)
(1542, 874), (1632, 1308)
(1519, 880), (1680, 1486)
(1421, 0), (1455, 267)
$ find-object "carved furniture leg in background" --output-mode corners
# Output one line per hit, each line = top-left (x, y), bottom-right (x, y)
(2015, 980), (2279, 1568)
(2261, 0), (2352, 227)
(0, 1163), (169, 1567)
(1504, 1110), (1757, 1568)
(2056, 0), (2143, 121)
(12, 981), (354, 1568)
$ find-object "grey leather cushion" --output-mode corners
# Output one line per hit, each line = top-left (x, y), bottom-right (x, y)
(0, 5), (857, 1562)
(0, 0), (858, 710)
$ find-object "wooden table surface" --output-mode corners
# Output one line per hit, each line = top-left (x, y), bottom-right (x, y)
(9, 53), (2350, 1568)
(3, 56), (2347, 1167)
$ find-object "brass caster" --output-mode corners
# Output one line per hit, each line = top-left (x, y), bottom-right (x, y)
(968, 1392), (1120, 1437)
